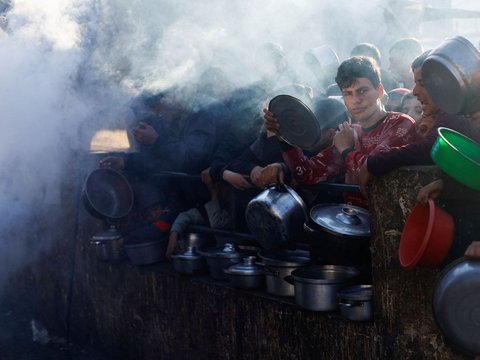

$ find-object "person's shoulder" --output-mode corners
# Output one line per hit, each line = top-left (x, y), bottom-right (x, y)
(385, 111), (416, 124)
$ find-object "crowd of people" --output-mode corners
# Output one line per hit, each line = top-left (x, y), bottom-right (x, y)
(98, 36), (480, 266)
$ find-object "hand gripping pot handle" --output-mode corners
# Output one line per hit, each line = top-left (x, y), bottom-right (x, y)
(269, 183), (309, 219)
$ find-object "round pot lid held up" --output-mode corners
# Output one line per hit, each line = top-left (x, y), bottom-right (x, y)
(268, 95), (321, 150)
(309, 203), (370, 238)
(433, 257), (480, 355)
(225, 256), (264, 276)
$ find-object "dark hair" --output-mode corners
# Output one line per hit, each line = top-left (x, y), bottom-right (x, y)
(411, 49), (432, 71)
(350, 43), (382, 66)
(312, 98), (349, 131)
(335, 56), (381, 90)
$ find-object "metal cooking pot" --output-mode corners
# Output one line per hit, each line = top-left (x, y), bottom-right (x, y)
(422, 36), (480, 115)
(224, 256), (265, 290)
(433, 257), (480, 356)
(171, 246), (206, 275)
(198, 243), (245, 280)
(82, 168), (134, 220)
(305, 203), (371, 282)
(245, 184), (307, 250)
(286, 265), (359, 312)
(337, 285), (373, 321)
(90, 225), (126, 262)
(257, 249), (310, 297)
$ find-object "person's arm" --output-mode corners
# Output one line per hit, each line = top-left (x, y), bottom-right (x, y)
(204, 199), (232, 230)
(280, 141), (344, 185)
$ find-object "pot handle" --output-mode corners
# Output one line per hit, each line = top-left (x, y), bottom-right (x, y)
(283, 275), (294, 285)
(90, 241), (101, 245)
(303, 222), (315, 233)
(338, 300), (365, 308)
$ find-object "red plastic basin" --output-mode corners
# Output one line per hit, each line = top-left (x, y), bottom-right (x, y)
(399, 199), (455, 270)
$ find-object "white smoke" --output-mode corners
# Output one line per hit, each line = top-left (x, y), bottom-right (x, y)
(0, 0), (479, 288)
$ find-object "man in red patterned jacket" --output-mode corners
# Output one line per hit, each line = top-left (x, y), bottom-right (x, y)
(263, 56), (418, 207)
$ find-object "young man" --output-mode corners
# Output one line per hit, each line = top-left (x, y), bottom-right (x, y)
(358, 50), (480, 198)
(263, 56), (417, 207)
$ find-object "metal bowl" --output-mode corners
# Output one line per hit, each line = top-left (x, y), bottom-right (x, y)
(433, 257), (480, 355)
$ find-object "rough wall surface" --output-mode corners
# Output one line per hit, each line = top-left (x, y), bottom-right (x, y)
(2, 162), (476, 359)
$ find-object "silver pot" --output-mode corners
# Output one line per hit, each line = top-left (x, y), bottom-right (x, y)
(422, 36), (480, 114)
(224, 256), (265, 290)
(286, 265), (359, 311)
(337, 285), (373, 321)
(90, 226), (126, 262)
(171, 246), (206, 275)
(257, 249), (310, 297)
(245, 184), (307, 250)
(198, 243), (245, 280)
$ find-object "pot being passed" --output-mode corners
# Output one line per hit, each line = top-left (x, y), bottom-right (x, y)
(286, 265), (359, 312)
(171, 246), (206, 275)
(337, 284), (373, 321)
(245, 184), (307, 250)
(224, 256), (265, 290)
(257, 249), (310, 297)
(198, 243), (245, 280)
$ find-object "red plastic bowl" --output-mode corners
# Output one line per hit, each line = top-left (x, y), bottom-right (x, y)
(399, 199), (455, 270)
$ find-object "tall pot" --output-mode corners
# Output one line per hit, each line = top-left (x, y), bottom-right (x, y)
(257, 249), (310, 297)
(305, 203), (371, 282)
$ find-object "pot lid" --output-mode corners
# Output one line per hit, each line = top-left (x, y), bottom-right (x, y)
(268, 95), (321, 151)
(258, 249), (310, 267)
(224, 256), (264, 276)
(433, 257), (480, 355)
(198, 243), (243, 259)
(171, 246), (203, 261)
(291, 265), (359, 284)
(90, 226), (122, 241)
(337, 285), (373, 301)
(309, 203), (370, 237)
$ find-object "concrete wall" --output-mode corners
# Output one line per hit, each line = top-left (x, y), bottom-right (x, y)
(2, 160), (477, 359)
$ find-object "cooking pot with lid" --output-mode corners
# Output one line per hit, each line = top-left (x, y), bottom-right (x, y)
(224, 256), (265, 290)
(245, 184), (307, 250)
(171, 246), (206, 275)
(305, 203), (371, 282)
(198, 243), (246, 280)
(337, 284), (373, 321)
(90, 225), (126, 262)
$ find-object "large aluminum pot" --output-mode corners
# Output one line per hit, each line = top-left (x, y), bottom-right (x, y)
(286, 265), (359, 312)
(422, 36), (480, 115)
(82, 168), (134, 220)
(257, 249), (310, 297)
(245, 184), (307, 250)
(305, 203), (371, 282)
(433, 257), (480, 356)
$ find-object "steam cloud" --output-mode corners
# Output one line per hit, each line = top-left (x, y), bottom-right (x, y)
(0, 0), (479, 288)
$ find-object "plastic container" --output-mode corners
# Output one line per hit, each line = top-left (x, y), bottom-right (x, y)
(431, 127), (480, 190)
(399, 199), (455, 270)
